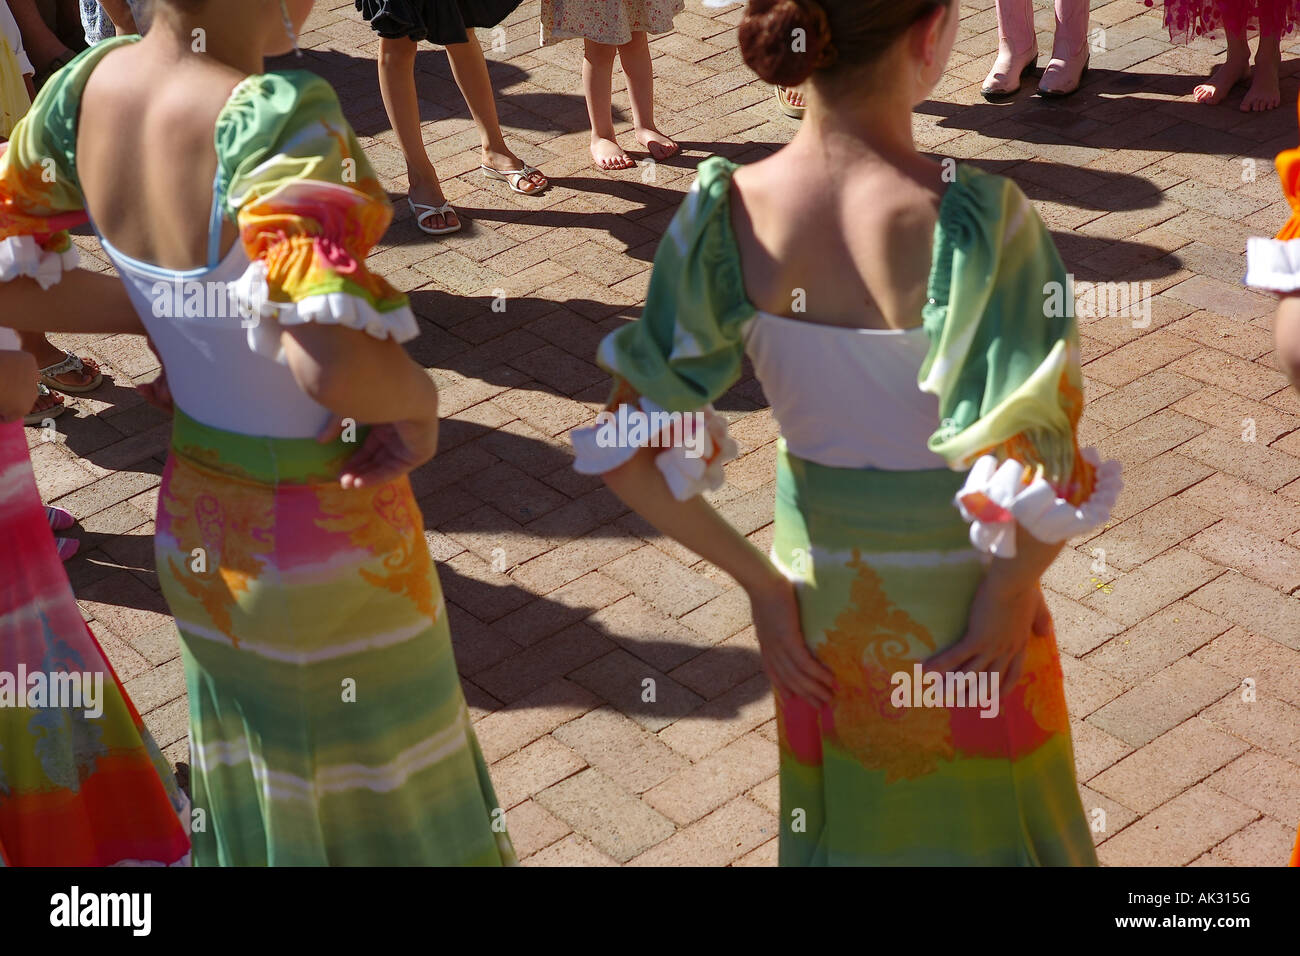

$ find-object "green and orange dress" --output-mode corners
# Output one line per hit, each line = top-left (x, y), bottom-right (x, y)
(573, 157), (1121, 865)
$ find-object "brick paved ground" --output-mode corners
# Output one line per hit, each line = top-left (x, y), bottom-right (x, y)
(28, 0), (1300, 865)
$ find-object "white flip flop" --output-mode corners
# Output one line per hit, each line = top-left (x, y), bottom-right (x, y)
(481, 163), (548, 195)
(408, 197), (462, 236)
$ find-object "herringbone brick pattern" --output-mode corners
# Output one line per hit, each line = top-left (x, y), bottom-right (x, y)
(29, 0), (1300, 865)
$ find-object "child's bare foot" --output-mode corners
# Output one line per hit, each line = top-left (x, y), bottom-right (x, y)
(1241, 52), (1281, 111)
(591, 136), (634, 170)
(1194, 53), (1250, 104)
(482, 147), (548, 193)
(635, 127), (680, 162)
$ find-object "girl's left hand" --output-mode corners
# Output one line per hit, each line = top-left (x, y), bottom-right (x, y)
(925, 581), (1052, 693)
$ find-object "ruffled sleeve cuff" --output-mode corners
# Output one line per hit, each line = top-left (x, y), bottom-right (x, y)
(571, 397), (740, 501)
(955, 448), (1122, 557)
(1245, 236), (1300, 292)
(0, 234), (79, 289)
(231, 257), (419, 362)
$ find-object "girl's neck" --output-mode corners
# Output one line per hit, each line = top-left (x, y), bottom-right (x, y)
(145, 9), (268, 76)
(795, 85), (920, 170)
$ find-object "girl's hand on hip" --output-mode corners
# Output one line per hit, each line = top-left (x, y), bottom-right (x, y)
(750, 576), (835, 709)
(926, 580), (1051, 692)
(319, 412), (439, 489)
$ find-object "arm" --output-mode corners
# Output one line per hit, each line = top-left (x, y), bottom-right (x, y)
(97, 0), (138, 35)
(604, 445), (834, 707)
(927, 527), (1060, 690)
(281, 324), (440, 490)
(0, 349), (37, 424)
(1276, 294), (1300, 393)
(0, 269), (145, 334)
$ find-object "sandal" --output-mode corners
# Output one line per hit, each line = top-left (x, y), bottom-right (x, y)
(775, 85), (806, 119)
(481, 163), (548, 196)
(408, 196), (462, 236)
(54, 537), (80, 562)
(23, 384), (67, 426)
(40, 351), (103, 394)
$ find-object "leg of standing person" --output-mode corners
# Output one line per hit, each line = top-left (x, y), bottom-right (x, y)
(981, 0), (1038, 99)
(443, 31), (547, 193)
(585, 36), (633, 169)
(1241, 0), (1284, 111)
(1193, 24), (1251, 104)
(1038, 0), (1089, 96)
(377, 35), (459, 233)
(617, 30), (679, 161)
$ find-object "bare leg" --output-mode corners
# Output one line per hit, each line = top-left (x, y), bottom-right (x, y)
(617, 31), (678, 160)
(444, 33), (546, 191)
(19, 331), (99, 393)
(1242, 33), (1282, 111)
(377, 36), (457, 231)
(584, 37), (633, 170)
(4, 0), (73, 72)
(1194, 29), (1251, 105)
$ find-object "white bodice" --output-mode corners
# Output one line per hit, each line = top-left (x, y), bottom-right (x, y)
(103, 238), (335, 439)
(741, 312), (946, 470)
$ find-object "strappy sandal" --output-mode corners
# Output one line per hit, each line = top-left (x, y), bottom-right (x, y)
(775, 85), (806, 119)
(23, 384), (67, 426)
(481, 164), (549, 195)
(40, 350), (103, 394)
(408, 196), (462, 236)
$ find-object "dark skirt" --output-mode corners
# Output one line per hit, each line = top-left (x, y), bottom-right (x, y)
(356, 0), (524, 44)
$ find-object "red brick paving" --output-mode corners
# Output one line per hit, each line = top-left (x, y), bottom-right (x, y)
(28, 1), (1300, 865)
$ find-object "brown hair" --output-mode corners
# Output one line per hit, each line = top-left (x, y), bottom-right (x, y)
(738, 0), (952, 88)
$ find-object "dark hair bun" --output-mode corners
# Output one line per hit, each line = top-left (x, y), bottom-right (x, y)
(739, 0), (835, 88)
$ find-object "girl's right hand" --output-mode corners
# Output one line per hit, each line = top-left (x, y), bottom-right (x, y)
(750, 575), (835, 709)
(317, 412), (439, 489)
(0, 350), (39, 424)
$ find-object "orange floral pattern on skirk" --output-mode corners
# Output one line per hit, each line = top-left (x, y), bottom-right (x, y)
(313, 479), (439, 620)
(161, 456), (275, 646)
(817, 551), (954, 782)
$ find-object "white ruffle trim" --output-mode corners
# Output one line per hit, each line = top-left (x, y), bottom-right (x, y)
(1245, 236), (1300, 292)
(955, 448), (1123, 557)
(571, 397), (740, 501)
(232, 259), (420, 362)
(0, 234), (80, 289)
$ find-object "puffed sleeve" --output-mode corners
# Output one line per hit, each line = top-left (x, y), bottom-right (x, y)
(922, 167), (1121, 557)
(0, 43), (98, 287)
(216, 71), (418, 360)
(570, 157), (749, 500)
(1244, 133), (1300, 291)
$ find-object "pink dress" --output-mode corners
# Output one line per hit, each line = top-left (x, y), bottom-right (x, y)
(540, 0), (684, 46)
(1154, 0), (1300, 41)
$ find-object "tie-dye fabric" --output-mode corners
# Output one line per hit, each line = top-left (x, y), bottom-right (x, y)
(0, 420), (191, 866)
(0, 37), (509, 865)
(156, 411), (515, 866)
(577, 156), (1099, 864)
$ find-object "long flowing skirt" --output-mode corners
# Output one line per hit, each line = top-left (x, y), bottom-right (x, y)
(154, 409), (514, 865)
(0, 421), (190, 866)
(771, 443), (1097, 866)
